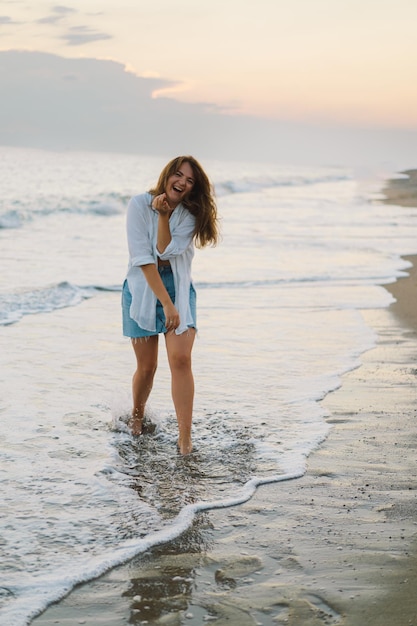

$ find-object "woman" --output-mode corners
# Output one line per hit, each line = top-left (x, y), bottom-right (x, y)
(122, 156), (219, 455)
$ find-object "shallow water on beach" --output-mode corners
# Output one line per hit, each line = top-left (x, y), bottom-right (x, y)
(1, 147), (417, 624)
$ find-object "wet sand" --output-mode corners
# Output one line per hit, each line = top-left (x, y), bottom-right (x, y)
(34, 173), (417, 626)
(381, 169), (417, 207)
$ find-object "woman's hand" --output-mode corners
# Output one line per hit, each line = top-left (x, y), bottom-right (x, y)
(152, 193), (173, 217)
(163, 301), (180, 331)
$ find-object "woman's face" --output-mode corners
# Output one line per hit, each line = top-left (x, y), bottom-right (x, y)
(165, 161), (195, 208)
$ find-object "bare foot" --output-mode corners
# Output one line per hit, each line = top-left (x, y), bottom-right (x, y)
(178, 438), (193, 455)
(129, 409), (143, 436)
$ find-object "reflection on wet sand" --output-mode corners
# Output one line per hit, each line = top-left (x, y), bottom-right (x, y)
(121, 518), (212, 624)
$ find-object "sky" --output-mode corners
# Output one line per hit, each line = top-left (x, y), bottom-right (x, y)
(1, 0), (417, 166)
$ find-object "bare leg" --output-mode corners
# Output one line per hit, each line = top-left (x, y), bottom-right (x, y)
(130, 336), (158, 435)
(165, 329), (196, 454)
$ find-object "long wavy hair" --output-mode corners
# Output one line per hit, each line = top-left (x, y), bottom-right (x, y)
(149, 156), (219, 248)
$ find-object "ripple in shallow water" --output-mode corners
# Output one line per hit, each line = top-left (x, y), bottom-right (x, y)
(107, 409), (265, 519)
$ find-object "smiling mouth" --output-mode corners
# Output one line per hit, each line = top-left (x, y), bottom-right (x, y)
(173, 185), (184, 193)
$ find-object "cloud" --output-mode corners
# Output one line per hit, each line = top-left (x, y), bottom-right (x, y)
(37, 5), (77, 25)
(62, 25), (112, 45)
(0, 50), (416, 168)
(35, 6), (111, 46)
(37, 15), (63, 25)
(0, 15), (17, 24)
(52, 5), (76, 13)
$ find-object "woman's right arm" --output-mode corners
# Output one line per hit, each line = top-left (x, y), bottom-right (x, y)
(127, 196), (179, 328)
(126, 196), (155, 266)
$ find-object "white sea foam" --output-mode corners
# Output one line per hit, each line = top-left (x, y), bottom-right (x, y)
(0, 282), (93, 326)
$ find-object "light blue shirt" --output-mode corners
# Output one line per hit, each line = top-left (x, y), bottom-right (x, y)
(125, 192), (196, 335)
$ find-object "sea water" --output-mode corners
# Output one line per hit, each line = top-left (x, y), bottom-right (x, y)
(0, 147), (416, 625)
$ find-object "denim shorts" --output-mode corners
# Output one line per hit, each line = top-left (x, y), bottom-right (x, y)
(122, 265), (197, 338)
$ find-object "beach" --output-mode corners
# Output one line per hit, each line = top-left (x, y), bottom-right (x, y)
(31, 173), (417, 626)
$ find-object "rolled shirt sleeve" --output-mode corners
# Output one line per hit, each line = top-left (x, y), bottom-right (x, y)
(126, 194), (155, 267)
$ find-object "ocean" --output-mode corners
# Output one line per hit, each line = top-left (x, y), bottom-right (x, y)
(1, 146), (416, 625)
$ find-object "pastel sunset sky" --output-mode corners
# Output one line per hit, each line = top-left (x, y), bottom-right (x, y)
(1, 0), (416, 165)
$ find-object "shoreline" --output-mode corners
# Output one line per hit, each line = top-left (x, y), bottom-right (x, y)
(33, 173), (417, 626)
